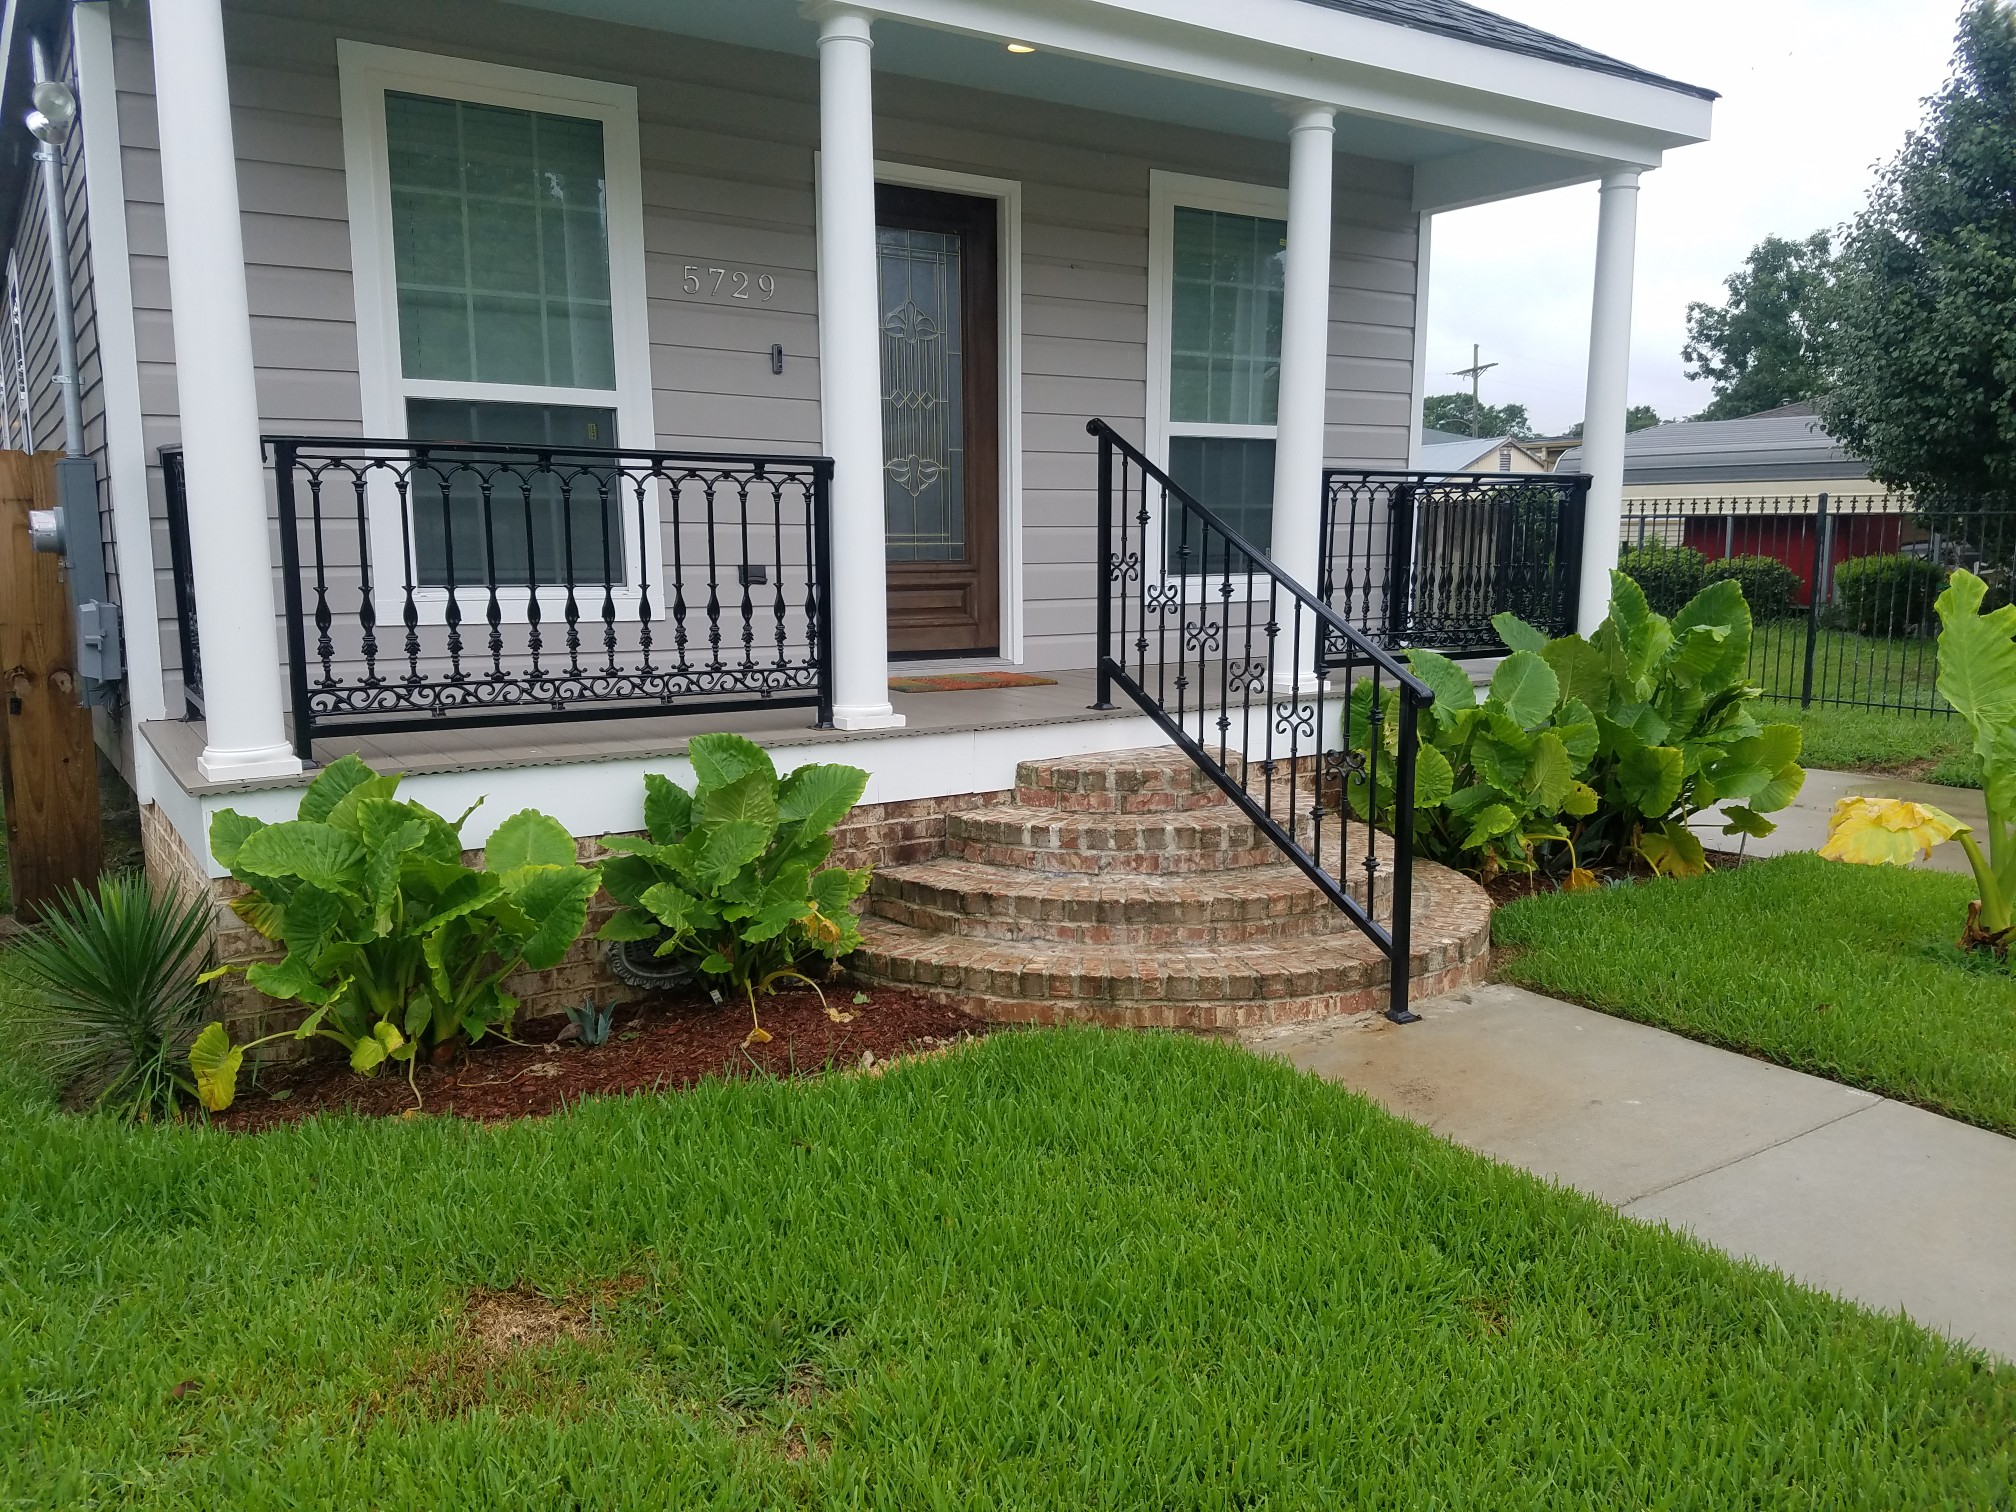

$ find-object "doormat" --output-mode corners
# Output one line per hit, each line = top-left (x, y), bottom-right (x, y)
(888, 671), (1059, 693)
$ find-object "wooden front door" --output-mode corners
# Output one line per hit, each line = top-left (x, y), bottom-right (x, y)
(875, 185), (1000, 656)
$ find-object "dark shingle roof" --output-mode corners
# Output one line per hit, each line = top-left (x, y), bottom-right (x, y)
(1558, 406), (1870, 486)
(1297, 0), (1718, 100)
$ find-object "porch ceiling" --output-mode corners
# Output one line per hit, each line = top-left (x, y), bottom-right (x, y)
(518, 0), (1711, 211)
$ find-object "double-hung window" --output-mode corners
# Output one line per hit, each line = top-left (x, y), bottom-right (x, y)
(1148, 172), (1289, 573)
(339, 44), (652, 604)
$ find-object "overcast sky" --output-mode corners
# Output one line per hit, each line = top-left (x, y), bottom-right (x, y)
(1424, 0), (1963, 435)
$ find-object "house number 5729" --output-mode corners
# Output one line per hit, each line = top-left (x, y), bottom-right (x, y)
(681, 264), (776, 301)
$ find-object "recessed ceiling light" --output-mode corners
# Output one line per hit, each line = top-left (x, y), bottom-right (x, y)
(1006, 42), (1035, 54)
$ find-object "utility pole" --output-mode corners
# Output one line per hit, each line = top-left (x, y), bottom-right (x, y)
(1452, 344), (1498, 437)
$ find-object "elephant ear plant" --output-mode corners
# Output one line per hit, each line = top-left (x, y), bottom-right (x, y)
(1821, 569), (2015, 959)
(597, 733), (871, 1043)
(1345, 570), (1805, 882)
(187, 754), (600, 1111)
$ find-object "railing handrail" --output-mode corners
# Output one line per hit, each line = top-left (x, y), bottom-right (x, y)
(257, 434), (836, 473)
(1325, 465), (1594, 487)
(1087, 418), (1433, 704)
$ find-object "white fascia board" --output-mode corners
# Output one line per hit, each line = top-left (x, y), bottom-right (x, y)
(1412, 144), (1620, 213)
(867, 0), (1711, 166)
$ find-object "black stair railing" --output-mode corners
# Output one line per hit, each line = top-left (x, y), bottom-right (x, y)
(1087, 418), (1435, 1025)
(1322, 468), (1589, 656)
(163, 437), (835, 760)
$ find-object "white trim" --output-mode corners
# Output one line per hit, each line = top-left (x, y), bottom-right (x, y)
(72, 3), (167, 763)
(872, 159), (1025, 664)
(1407, 211), (1432, 472)
(335, 41), (657, 621)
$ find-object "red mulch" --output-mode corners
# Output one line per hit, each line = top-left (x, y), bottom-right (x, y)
(212, 981), (985, 1133)
(1481, 847), (1757, 907)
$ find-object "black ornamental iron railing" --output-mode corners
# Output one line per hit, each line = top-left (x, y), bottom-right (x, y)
(1088, 418), (1435, 1024)
(163, 437), (834, 759)
(1321, 469), (1589, 657)
(160, 446), (203, 720)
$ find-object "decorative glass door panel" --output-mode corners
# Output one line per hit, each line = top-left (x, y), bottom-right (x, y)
(874, 186), (1000, 656)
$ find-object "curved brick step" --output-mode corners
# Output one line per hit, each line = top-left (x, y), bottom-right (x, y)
(1014, 747), (1234, 814)
(946, 801), (1370, 875)
(851, 858), (1491, 1030)
(867, 856), (1370, 945)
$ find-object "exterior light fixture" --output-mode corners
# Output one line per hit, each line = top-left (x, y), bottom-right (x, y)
(1005, 42), (1035, 54)
(26, 77), (76, 145)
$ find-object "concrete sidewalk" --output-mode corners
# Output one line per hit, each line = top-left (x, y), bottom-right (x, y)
(1249, 982), (2016, 1361)
(1693, 765), (1987, 876)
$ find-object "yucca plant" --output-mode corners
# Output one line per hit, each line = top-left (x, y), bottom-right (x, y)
(0, 873), (217, 1121)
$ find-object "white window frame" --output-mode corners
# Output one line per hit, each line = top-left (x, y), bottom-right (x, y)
(1146, 170), (1290, 584)
(337, 41), (656, 623)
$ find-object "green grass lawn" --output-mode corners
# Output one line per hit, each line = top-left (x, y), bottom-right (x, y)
(1496, 853), (2016, 1135)
(3, 1030), (2010, 1507)
(1759, 700), (1983, 788)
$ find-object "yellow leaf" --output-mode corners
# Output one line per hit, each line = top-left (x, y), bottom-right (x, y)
(188, 1022), (244, 1113)
(744, 1026), (773, 1046)
(825, 1007), (856, 1023)
(1820, 797), (1968, 867)
(1564, 868), (1600, 894)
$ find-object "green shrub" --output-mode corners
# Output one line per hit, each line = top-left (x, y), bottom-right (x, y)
(189, 754), (600, 1110)
(1349, 570), (1806, 880)
(1828, 553), (1946, 635)
(597, 733), (871, 1041)
(1705, 553), (1802, 621)
(0, 873), (215, 1121)
(1616, 541), (1706, 616)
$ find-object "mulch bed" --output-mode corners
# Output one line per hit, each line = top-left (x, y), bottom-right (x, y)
(213, 981), (984, 1133)
(1480, 848), (1758, 908)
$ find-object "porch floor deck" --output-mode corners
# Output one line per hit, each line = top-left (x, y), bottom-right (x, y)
(142, 668), (1134, 795)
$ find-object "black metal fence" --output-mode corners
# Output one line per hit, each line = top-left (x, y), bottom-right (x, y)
(1618, 493), (2015, 716)
(163, 437), (835, 758)
(160, 446), (203, 721)
(1088, 418), (1434, 1024)
(1321, 469), (1589, 658)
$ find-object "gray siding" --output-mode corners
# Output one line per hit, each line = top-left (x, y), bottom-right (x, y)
(114, 0), (1418, 691)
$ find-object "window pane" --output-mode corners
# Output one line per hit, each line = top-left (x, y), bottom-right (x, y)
(405, 398), (621, 589)
(385, 92), (616, 390)
(1168, 207), (1285, 426)
(878, 227), (966, 565)
(1166, 435), (1275, 572)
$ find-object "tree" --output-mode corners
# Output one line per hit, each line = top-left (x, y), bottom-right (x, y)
(1422, 393), (1534, 439)
(1822, 0), (2016, 510)
(1682, 233), (1837, 421)
(1567, 406), (1662, 439)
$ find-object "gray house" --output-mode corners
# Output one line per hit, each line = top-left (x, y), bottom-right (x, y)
(0, 0), (1709, 1003)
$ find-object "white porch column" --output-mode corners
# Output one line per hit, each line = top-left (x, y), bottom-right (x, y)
(150, 0), (300, 780)
(1575, 170), (1642, 634)
(1269, 105), (1335, 593)
(813, 7), (903, 730)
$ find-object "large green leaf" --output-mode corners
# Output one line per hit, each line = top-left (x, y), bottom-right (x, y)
(1403, 648), (1477, 718)
(1670, 579), (1753, 692)
(209, 809), (267, 870)
(277, 883), (346, 964)
(1524, 732), (1575, 812)
(1412, 742), (1456, 810)
(1935, 569), (2016, 765)
(503, 865), (602, 970)
(1639, 819), (1707, 878)
(355, 800), (430, 936)
(643, 772), (693, 845)
(298, 753), (381, 823)
(807, 865), (869, 914)
(599, 852), (666, 908)
(1553, 699), (1600, 767)
(1543, 635), (1612, 711)
(640, 880), (699, 935)
(1607, 572), (1673, 686)
(778, 763), (869, 835)
(1751, 762), (1806, 814)
(688, 731), (777, 792)
(1490, 612), (1550, 655)
(1462, 803), (1519, 849)
(698, 770), (781, 835)
(1616, 744), (1685, 817)
(486, 809), (578, 871)
(234, 821), (367, 897)
(598, 906), (664, 943)
(694, 820), (771, 890)
(1488, 651), (1560, 731)
(412, 870), (503, 934)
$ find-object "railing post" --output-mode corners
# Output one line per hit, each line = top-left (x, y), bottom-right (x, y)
(1385, 688), (1423, 1025)
(1800, 491), (1829, 710)
(812, 459), (838, 727)
(270, 438), (315, 763)
(1384, 483), (1415, 648)
(1558, 478), (1590, 638)
(1092, 423), (1116, 710)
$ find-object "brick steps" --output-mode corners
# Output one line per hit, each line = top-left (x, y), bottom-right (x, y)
(850, 745), (1492, 1030)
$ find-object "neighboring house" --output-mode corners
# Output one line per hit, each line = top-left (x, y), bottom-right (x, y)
(1417, 435), (1551, 475)
(1560, 403), (1901, 604)
(0, 0), (1710, 982)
